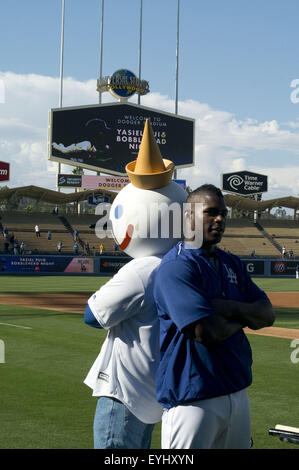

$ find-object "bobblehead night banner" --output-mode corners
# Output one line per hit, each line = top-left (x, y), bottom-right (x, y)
(0, 256), (94, 273)
(48, 102), (194, 175)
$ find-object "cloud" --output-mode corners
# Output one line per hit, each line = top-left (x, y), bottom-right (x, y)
(0, 71), (299, 201)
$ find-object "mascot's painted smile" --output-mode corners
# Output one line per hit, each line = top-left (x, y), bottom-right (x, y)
(119, 224), (134, 250)
(113, 203), (134, 250)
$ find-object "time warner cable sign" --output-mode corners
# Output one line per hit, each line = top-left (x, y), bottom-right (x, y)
(48, 102), (194, 176)
(222, 171), (268, 196)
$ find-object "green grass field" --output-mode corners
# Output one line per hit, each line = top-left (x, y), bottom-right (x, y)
(0, 276), (298, 449)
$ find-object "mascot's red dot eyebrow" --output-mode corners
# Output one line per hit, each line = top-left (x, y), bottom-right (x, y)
(119, 224), (134, 250)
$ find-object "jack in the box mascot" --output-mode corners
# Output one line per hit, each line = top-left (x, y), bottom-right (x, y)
(83, 119), (187, 449)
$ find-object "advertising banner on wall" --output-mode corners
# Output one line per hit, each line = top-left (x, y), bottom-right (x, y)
(0, 161), (10, 182)
(57, 174), (82, 187)
(0, 256), (94, 273)
(48, 102), (195, 175)
(82, 175), (130, 190)
(99, 256), (131, 274)
(87, 194), (110, 205)
(270, 260), (298, 276)
(242, 259), (265, 276)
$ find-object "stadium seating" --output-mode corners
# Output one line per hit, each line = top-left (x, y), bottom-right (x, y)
(218, 218), (281, 257)
(257, 219), (299, 258)
(0, 212), (74, 254)
(0, 212), (118, 255)
(0, 211), (297, 258)
(218, 236), (279, 257)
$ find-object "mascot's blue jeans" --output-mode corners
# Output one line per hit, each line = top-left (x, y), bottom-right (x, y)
(93, 396), (155, 449)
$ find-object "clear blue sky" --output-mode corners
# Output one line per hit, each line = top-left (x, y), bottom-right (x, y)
(1, 0), (299, 122)
(0, 0), (299, 201)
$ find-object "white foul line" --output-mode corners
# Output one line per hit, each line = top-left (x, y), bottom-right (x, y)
(0, 322), (32, 330)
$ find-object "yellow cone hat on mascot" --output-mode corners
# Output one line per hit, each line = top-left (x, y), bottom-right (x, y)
(110, 118), (187, 258)
(126, 119), (175, 189)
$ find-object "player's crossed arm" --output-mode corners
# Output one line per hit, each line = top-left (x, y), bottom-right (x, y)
(184, 298), (275, 345)
(210, 298), (275, 331)
(184, 314), (244, 345)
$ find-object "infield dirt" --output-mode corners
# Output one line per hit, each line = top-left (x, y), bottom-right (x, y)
(0, 291), (298, 339)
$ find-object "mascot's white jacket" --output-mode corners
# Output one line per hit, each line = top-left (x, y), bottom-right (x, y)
(84, 256), (163, 424)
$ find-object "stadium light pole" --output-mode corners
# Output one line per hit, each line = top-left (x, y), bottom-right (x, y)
(96, 0), (105, 178)
(99, 0), (104, 105)
(138, 0), (143, 105)
(173, 0), (180, 180)
(58, 0), (65, 192)
(175, 0), (180, 116)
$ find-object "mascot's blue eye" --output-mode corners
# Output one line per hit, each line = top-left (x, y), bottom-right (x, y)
(114, 204), (123, 219)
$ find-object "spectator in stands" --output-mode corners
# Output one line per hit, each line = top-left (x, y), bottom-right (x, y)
(282, 246), (287, 258)
(2, 226), (8, 239)
(20, 241), (26, 255)
(74, 242), (79, 254)
(35, 224), (41, 237)
(250, 249), (255, 257)
(47, 231), (52, 240)
(4, 240), (9, 253)
(114, 242), (118, 254)
(9, 233), (14, 247)
(99, 243), (104, 255)
(73, 229), (78, 241)
(13, 238), (19, 255)
(57, 240), (63, 253)
(289, 249), (294, 258)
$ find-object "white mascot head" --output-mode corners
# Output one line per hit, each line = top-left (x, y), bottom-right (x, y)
(110, 119), (187, 258)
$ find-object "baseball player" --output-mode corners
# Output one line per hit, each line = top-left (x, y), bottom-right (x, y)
(83, 120), (187, 449)
(153, 184), (275, 449)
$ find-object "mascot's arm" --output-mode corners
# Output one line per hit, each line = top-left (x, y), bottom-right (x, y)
(83, 261), (144, 329)
(84, 303), (103, 329)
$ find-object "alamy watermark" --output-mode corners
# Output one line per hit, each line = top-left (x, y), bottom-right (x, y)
(290, 79), (299, 103)
(0, 339), (5, 363)
(94, 202), (204, 248)
(290, 339), (299, 364)
(0, 79), (5, 104)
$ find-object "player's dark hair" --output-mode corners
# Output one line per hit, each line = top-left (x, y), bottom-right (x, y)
(187, 184), (224, 203)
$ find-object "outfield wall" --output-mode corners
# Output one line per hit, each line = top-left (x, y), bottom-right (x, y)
(0, 255), (298, 277)
(0, 254), (130, 275)
(242, 258), (298, 278)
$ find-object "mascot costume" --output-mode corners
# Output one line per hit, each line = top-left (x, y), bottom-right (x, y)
(83, 119), (187, 449)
